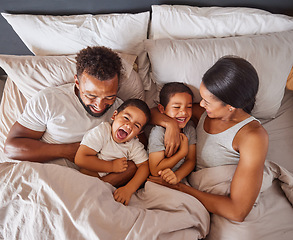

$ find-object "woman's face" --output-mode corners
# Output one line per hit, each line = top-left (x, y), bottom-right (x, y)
(199, 82), (230, 119)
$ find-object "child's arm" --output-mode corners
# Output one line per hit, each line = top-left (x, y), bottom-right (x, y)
(113, 161), (150, 205)
(159, 144), (196, 184)
(149, 133), (189, 176)
(150, 107), (181, 157)
(75, 145), (128, 173)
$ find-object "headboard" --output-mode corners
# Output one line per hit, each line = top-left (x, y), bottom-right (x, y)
(1, 0), (293, 75)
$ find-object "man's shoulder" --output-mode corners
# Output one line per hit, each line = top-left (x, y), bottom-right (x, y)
(35, 83), (74, 98)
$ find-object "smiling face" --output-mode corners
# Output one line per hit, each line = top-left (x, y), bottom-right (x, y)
(199, 82), (230, 119)
(111, 106), (147, 143)
(160, 92), (193, 129)
(75, 72), (119, 117)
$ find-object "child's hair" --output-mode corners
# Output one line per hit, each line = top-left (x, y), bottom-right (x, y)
(159, 82), (194, 108)
(116, 99), (151, 128)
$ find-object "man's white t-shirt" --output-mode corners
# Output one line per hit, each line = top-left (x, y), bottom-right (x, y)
(18, 83), (123, 144)
(81, 122), (148, 177)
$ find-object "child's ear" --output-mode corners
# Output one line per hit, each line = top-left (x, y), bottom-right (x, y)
(111, 110), (118, 120)
(157, 104), (165, 114)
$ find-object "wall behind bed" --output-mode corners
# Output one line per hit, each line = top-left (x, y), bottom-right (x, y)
(1, 0), (293, 76)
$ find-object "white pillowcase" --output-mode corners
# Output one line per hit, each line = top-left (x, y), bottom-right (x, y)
(1, 12), (152, 90)
(150, 5), (293, 39)
(0, 53), (145, 102)
(144, 30), (293, 119)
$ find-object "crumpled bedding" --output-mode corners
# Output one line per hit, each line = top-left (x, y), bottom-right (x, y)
(188, 161), (293, 240)
(1, 147), (292, 240)
(0, 152), (210, 240)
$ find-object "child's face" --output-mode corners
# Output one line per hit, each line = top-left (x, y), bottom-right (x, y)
(161, 92), (193, 129)
(111, 106), (147, 143)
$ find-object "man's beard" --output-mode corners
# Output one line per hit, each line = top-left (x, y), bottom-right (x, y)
(77, 91), (112, 117)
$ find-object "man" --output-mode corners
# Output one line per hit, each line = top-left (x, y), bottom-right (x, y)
(4, 45), (181, 185)
(4, 46), (140, 185)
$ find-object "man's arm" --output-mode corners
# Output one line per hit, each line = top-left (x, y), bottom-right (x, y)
(4, 122), (80, 162)
(150, 107), (180, 157)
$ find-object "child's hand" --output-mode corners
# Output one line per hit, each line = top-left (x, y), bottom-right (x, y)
(179, 133), (189, 157)
(112, 157), (128, 173)
(158, 168), (179, 185)
(113, 186), (133, 205)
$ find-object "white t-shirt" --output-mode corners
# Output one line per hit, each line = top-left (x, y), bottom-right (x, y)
(81, 122), (148, 177)
(18, 83), (123, 144)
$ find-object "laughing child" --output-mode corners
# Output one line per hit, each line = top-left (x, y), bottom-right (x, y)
(75, 98), (151, 205)
(148, 82), (196, 185)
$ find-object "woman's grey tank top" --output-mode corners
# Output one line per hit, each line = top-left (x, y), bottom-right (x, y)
(196, 112), (259, 170)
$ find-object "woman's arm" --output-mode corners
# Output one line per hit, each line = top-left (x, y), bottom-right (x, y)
(149, 124), (268, 222)
(4, 122), (80, 162)
(75, 145), (128, 173)
(192, 103), (205, 121)
(150, 107), (180, 157)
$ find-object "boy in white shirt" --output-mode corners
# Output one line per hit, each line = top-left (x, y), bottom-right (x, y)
(75, 98), (150, 205)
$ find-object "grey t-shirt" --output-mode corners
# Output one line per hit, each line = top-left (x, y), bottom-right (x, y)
(148, 121), (196, 172)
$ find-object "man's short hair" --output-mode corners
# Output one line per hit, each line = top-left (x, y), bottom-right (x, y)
(76, 46), (122, 81)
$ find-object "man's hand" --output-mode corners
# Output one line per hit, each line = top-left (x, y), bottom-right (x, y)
(113, 186), (133, 205)
(158, 168), (179, 185)
(112, 157), (128, 173)
(164, 120), (180, 157)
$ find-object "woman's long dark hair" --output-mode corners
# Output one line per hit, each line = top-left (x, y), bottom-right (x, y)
(202, 56), (259, 114)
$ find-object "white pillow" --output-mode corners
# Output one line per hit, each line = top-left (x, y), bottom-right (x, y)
(0, 53), (145, 102)
(1, 12), (152, 90)
(144, 30), (293, 119)
(150, 5), (293, 39)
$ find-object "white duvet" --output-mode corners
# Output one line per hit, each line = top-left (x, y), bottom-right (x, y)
(0, 152), (210, 240)
(1, 150), (292, 240)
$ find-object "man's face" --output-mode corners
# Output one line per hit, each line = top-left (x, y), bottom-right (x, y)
(75, 72), (119, 117)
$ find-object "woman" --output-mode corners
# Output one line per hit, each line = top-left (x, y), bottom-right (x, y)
(148, 56), (269, 222)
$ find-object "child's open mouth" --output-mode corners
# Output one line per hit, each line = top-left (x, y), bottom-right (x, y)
(117, 128), (129, 140)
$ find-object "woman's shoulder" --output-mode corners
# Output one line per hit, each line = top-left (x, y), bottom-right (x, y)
(236, 119), (268, 150)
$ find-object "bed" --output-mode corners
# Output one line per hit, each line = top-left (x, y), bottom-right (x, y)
(0, 1), (293, 239)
